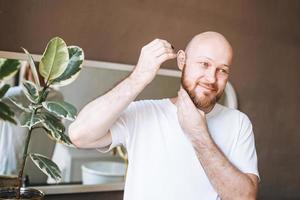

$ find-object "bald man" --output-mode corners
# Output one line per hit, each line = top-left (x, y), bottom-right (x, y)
(69, 32), (259, 200)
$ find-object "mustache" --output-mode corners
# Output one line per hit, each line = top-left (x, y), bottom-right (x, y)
(196, 81), (218, 91)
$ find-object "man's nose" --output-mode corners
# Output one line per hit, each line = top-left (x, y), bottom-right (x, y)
(205, 67), (217, 84)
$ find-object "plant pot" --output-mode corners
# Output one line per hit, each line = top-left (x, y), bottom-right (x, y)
(0, 187), (44, 200)
(0, 175), (18, 188)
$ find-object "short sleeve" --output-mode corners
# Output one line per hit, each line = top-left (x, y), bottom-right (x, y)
(96, 102), (136, 153)
(231, 112), (260, 180)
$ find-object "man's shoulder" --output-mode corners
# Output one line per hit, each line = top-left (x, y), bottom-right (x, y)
(215, 103), (251, 123)
(128, 98), (171, 114)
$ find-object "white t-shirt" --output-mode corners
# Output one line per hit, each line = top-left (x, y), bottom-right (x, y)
(98, 99), (259, 200)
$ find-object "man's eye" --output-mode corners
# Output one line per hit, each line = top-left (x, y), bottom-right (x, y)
(218, 69), (229, 74)
(200, 62), (209, 68)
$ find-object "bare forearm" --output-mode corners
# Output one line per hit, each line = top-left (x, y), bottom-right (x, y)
(192, 134), (257, 200)
(69, 72), (147, 147)
(69, 38), (176, 148)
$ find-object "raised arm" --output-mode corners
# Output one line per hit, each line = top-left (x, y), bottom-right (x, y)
(69, 39), (176, 149)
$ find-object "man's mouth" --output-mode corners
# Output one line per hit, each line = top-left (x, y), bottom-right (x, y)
(198, 84), (216, 92)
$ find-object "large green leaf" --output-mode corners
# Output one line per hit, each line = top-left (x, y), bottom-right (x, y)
(22, 47), (41, 86)
(0, 101), (16, 124)
(42, 101), (77, 121)
(0, 59), (20, 81)
(39, 37), (69, 83)
(22, 80), (40, 103)
(0, 84), (10, 98)
(29, 153), (61, 182)
(41, 113), (73, 147)
(19, 112), (43, 128)
(52, 46), (84, 86)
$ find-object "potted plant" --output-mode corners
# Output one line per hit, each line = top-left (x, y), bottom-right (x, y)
(0, 37), (84, 199)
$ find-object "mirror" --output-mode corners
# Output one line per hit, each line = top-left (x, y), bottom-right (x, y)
(0, 50), (238, 193)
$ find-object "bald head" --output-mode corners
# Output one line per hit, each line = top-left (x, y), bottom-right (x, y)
(185, 32), (233, 66)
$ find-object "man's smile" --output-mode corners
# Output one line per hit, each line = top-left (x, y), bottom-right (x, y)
(198, 83), (217, 92)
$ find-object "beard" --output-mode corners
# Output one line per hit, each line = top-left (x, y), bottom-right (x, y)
(181, 65), (224, 110)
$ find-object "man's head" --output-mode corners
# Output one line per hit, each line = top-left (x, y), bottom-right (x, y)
(177, 31), (233, 112)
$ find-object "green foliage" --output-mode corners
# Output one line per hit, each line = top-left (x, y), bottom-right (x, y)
(52, 46), (84, 86)
(8, 97), (30, 112)
(22, 81), (40, 104)
(22, 47), (40, 86)
(19, 112), (44, 129)
(29, 153), (62, 182)
(39, 37), (69, 83)
(42, 101), (77, 121)
(0, 58), (20, 123)
(41, 112), (74, 147)
(0, 59), (20, 81)
(0, 101), (16, 124)
(6, 37), (84, 183)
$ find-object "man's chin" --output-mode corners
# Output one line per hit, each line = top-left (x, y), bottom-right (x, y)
(192, 96), (217, 110)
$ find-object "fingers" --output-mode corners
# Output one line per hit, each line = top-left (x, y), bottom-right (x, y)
(177, 89), (189, 112)
(144, 39), (177, 65)
(154, 46), (175, 57)
(135, 38), (176, 84)
(177, 88), (198, 112)
(150, 39), (173, 52)
(145, 38), (160, 49)
(145, 38), (172, 49)
(143, 38), (175, 54)
(156, 52), (177, 64)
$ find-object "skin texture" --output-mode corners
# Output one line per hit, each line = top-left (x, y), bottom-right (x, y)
(69, 32), (258, 199)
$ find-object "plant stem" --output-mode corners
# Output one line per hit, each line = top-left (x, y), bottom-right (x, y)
(16, 127), (33, 199)
(15, 85), (48, 199)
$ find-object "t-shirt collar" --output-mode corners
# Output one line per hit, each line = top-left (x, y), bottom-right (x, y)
(166, 98), (220, 119)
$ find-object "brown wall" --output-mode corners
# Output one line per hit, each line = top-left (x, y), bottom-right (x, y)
(1, 0), (300, 199)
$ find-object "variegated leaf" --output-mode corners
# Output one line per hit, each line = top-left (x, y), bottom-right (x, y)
(0, 59), (20, 81)
(0, 101), (16, 124)
(41, 113), (73, 147)
(44, 128), (74, 147)
(39, 37), (69, 82)
(22, 47), (41, 86)
(42, 101), (77, 121)
(8, 97), (31, 112)
(19, 112), (43, 128)
(52, 46), (84, 86)
(0, 84), (10, 98)
(29, 153), (62, 182)
(22, 80), (40, 103)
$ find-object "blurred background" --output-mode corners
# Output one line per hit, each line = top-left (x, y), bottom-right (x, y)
(0, 0), (299, 199)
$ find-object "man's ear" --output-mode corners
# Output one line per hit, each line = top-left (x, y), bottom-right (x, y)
(177, 50), (186, 71)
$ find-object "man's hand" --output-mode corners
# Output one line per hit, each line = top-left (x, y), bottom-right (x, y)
(130, 39), (177, 85)
(176, 88), (258, 200)
(176, 87), (210, 145)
